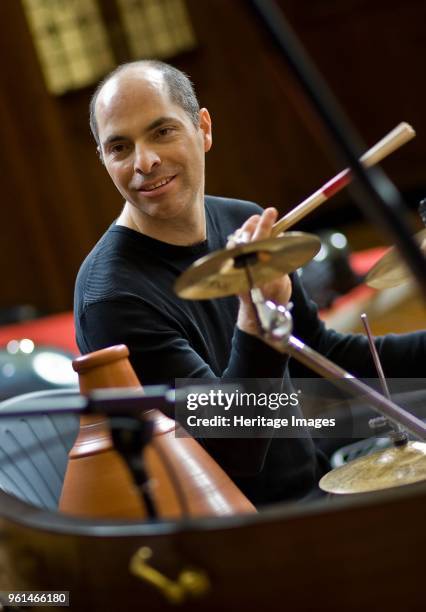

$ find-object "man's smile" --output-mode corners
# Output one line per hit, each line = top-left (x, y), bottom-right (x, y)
(136, 175), (176, 197)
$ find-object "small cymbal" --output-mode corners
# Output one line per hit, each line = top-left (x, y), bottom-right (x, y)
(175, 232), (321, 299)
(319, 441), (426, 494)
(366, 229), (426, 289)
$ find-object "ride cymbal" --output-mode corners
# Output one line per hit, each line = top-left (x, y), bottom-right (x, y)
(175, 232), (321, 299)
(366, 229), (426, 289)
(319, 441), (426, 494)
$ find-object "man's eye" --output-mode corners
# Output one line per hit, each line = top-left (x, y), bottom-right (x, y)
(111, 143), (126, 153)
(158, 127), (175, 137)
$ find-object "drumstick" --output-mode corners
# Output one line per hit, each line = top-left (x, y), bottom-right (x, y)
(271, 122), (415, 237)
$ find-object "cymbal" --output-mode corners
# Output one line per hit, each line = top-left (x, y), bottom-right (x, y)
(319, 441), (426, 494)
(175, 232), (321, 299)
(366, 229), (426, 289)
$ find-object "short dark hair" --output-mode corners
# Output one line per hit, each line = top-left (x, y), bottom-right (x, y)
(89, 60), (200, 147)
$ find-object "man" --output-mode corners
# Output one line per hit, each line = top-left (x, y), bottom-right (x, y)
(75, 60), (425, 506)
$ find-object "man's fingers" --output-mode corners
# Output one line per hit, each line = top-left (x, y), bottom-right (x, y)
(227, 214), (260, 247)
(241, 214), (261, 236)
(252, 207), (278, 241)
(228, 208), (278, 249)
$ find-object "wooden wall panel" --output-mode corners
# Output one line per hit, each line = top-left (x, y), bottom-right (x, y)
(0, 1), (103, 312)
(1, 0), (425, 314)
(179, 0), (335, 209)
(276, 0), (426, 189)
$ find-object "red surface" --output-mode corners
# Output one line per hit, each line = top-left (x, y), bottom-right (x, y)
(319, 247), (387, 317)
(350, 246), (388, 276)
(0, 312), (78, 354)
(0, 248), (387, 354)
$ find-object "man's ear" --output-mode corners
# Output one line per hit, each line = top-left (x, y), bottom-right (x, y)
(97, 145), (105, 165)
(199, 108), (212, 152)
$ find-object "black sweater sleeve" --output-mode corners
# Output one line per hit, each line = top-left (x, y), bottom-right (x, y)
(78, 297), (288, 476)
(290, 273), (426, 379)
(78, 298), (287, 385)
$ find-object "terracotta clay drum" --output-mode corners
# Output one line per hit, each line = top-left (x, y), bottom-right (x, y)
(60, 345), (255, 519)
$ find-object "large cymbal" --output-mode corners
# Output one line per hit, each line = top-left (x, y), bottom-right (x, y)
(366, 229), (426, 289)
(319, 441), (426, 494)
(175, 232), (321, 299)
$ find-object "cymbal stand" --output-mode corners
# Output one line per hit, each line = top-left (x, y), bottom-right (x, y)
(239, 256), (426, 442)
(360, 312), (408, 446)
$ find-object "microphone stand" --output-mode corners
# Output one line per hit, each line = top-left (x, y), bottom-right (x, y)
(248, 0), (426, 297)
(0, 386), (173, 418)
(0, 385), (240, 518)
(0, 387), (175, 519)
(110, 416), (157, 518)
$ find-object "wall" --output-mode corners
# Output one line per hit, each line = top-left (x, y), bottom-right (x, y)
(1, 0), (425, 313)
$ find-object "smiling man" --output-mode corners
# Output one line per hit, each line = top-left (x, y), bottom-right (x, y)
(75, 60), (426, 506)
(94, 63), (211, 245)
(78, 60), (291, 382)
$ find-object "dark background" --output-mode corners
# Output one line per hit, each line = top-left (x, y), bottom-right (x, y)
(1, 0), (425, 313)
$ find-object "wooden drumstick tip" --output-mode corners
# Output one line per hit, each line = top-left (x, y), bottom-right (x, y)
(272, 121), (417, 237)
(398, 121), (415, 136)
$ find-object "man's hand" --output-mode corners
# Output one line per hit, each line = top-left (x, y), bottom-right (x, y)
(230, 207), (292, 339)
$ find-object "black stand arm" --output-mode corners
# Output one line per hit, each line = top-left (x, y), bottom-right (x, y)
(249, 0), (426, 296)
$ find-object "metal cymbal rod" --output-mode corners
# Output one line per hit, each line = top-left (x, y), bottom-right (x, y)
(361, 313), (391, 399)
(244, 273), (426, 440)
(282, 334), (426, 440)
(361, 312), (408, 445)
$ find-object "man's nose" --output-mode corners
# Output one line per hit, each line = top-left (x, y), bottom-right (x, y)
(134, 144), (161, 175)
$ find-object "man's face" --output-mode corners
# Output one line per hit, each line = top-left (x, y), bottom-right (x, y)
(95, 67), (212, 222)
